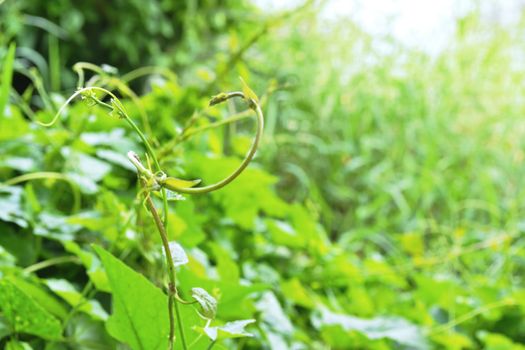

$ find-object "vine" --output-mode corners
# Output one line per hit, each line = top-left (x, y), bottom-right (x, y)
(38, 68), (264, 350)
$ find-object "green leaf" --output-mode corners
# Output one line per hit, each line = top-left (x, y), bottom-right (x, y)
(204, 319), (255, 341)
(477, 331), (525, 350)
(312, 308), (429, 349)
(255, 292), (294, 336)
(191, 287), (217, 319)
(168, 199), (206, 247)
(62, 148), (112, 182)
(63, 241), (110, 292)
(281, 278), (316, 309)
(34, 211), (82, 241)
(0, 277), (62, 340)
(239, 77), (259, 104)
(0, 316), (11, 340)
(210, 243), (239, 284)
(163, 177), (201, 191)
(0, 222), (38, 266)
(96, 149), (136, 171)
(5, 340), (33, 350)
(44, 278), (108, 321)
(0, 187), (28, 228)
(9, 276), (69, 320)
(66, 314), (118, 350)
(93, 245), (169, 350)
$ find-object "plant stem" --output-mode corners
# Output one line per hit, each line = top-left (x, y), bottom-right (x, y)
(60, 280), (95, 333)
(38, 85), (186, 349)
(143, 187), (187, 350)
(23, 256), (80, 274)
(180, 109), (253, 141)
(2, 172), (82, 213)
(157, 92), (264, 195)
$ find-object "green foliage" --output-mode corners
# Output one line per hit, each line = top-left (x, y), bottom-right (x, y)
(1, 1), (525, 349)
(0, 278), (62, 341)
(94, 245), (169, 350)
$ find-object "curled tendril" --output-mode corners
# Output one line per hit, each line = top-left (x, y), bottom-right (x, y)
(40, 76), (264, 350)
(38, 81), (264, 197)
(172, 91), (264, 194)
(36, 86), (126, 127)
(72, 63), (155, 140)
(127, 90), (264, 195)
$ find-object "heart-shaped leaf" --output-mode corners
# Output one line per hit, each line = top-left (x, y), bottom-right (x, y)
(94, 245), (169, 350)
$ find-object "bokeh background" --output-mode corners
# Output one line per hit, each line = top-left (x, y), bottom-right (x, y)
(1, 0), (525, 349)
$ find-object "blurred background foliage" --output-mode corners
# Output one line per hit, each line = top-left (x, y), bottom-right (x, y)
(1, 0), (525, 349)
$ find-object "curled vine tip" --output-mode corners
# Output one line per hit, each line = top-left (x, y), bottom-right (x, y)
(127, 151), (145, 173)
(130, 83), (262, 195)
(171, 85), (263, 194)
(209, 93), (229, 106)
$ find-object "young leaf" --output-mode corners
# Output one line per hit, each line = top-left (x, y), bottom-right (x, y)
(63, 241), (110, 291)
(163, 241), (189, 267)
(93, 245), (169, 350)
(0, 278), (62, 341)
(162, 177), (201, 192)
(204, 319), (255, 341)
(239, 77), (258, 103)
(312, 308), (429, 349)
(191, 287), (217, 319)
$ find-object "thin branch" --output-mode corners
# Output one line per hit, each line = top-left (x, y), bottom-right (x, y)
(142, 181), (187, 350)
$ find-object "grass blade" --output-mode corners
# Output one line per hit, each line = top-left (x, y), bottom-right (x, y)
(0, 43), (16, 117)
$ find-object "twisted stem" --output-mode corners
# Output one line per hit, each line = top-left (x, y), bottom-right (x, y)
(141, 180), (187, 350)
(165, 91), (264, 194)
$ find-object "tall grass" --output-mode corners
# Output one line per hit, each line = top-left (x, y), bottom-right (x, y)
(255, 12), (525, 240)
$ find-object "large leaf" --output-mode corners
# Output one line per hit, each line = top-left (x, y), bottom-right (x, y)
(0, 278), (62, 340)
(93, 245), (169, 350)
(312, 308), (429, 349)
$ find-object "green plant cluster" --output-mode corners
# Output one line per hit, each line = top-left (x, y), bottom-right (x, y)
(1, 1), (525, 349)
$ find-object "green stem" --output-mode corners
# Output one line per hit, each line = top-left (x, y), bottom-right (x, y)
(164, 92), (264, 195)
(143, 188), (187, 350)
(120, 66), (177, 84)
(37, 85), (185, 348)
(23, 256), (80, 274)
(2, 172), (82, 213)
(180, 109), (253, 141)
